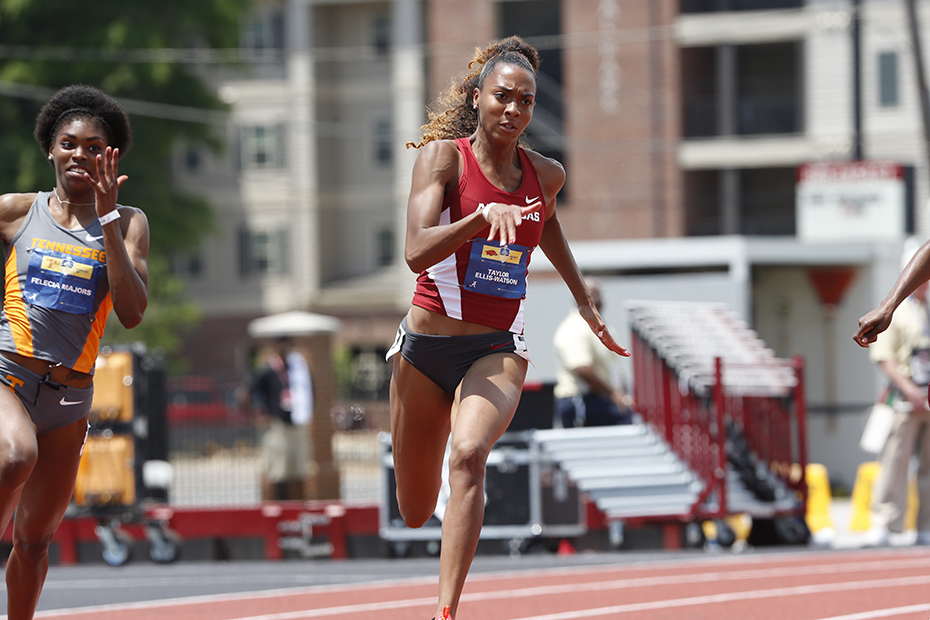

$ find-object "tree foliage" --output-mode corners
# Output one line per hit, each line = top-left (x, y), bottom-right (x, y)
(0, 0), (253, 360)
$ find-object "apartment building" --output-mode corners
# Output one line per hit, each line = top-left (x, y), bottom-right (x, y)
(173, 0), (930, 485)
(171, 0), (424, 381)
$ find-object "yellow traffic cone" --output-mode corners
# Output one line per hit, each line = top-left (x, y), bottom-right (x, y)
(805, 463), (834, 533)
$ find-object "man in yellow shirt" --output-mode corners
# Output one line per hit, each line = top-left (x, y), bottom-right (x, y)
(552, 277), (633, 428)
(861, 263), (930, 547)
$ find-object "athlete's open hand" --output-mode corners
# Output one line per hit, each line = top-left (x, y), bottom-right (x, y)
(84, 146), (128, 221)
(579, 303), (631, 357)
(483, 200), (542, 246)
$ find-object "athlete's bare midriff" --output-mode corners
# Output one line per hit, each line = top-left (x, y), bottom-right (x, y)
(407, 305), (506, 337)
(0, 350), (94, 388)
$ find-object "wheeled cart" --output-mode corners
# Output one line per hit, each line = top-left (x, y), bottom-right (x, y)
(72, 345), (179, 566)
(379, 431), (587, 557)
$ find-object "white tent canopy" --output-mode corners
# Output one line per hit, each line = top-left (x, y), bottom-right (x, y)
(247, 310), (341, 338)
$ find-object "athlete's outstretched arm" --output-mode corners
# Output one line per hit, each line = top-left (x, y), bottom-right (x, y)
(533, 156), (628, 357)
(539, 211), (629, 357)
(854, 239), (930, 348)
(87, 147), (149, 328)
(104, 206), (149, 328)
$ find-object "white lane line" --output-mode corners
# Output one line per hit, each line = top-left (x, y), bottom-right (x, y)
(21, 554), (930, 620)
(36, 572), (437, 592)
(813, 603), (930, 620)
(503, 575), (930, 620)
(31, 553), (930, 595)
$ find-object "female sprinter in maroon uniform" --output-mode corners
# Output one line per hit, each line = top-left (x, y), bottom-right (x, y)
(387, 37), (629, 620)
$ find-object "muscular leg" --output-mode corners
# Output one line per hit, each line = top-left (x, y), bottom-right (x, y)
(7, 416), (88, 620)
(390, 354), (454, 528)
(437, 352), (527, 619)
(0, 389), (38, 547)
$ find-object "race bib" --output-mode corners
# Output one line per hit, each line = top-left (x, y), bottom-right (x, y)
(464, 239), (530, 299)
(24, 247), (103, 315)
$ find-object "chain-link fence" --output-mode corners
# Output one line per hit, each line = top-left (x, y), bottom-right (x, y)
(163, 376), (385, 506)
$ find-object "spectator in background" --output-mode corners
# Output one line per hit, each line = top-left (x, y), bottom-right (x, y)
(553, 277), (634, 428)
(243, 337), (313, 501)
(854, 240), (930, 547)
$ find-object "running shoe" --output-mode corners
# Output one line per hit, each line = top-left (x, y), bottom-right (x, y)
(861, 526), (890, 548)
(431, 606), (453, 620)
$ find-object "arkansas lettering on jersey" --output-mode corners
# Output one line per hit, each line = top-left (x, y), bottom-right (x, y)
(412, 137), (546, 334)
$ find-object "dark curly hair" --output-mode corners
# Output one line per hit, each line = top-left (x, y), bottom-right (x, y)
(34, 85), (133, 159)
(407, 36), (540, 149)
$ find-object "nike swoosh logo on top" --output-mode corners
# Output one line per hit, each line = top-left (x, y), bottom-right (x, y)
(86, 233), (103, 242)
(490, 342), (510, 351)
(60, 397), (86, 406)
(526, 196), (539, 204)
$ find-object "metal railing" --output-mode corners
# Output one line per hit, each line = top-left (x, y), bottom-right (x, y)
(627, 301), (808, 521)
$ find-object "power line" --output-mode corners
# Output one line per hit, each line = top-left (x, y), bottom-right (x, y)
(0, 45), (281, 64)
(0, 25), (676, 65)
(0, 80), (228, 124)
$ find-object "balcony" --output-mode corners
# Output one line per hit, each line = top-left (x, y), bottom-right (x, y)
(680, 0), (804, 13)
(684, 94), (800, 138)
(682, 41), (801, 138)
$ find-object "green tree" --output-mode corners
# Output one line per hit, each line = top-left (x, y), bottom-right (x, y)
(0, 0), (253, 362)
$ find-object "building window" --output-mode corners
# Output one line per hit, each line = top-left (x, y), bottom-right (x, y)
(241, 8), (285, 54)
(737, 42), (801, 135)
(374, 119), (392, 166)
(680, 0), (803, 12)
(376, 227), (394, 267)
(238, 227), (289, 276)
(497, 0), (564, 180)
(371, 12), (390, 55)
(172, 250), (204, 279)
(183, 145), (201, 172)
(239, 124), (286, 170)
(186, 252), (204, 278)
(878, 51), (899, 107)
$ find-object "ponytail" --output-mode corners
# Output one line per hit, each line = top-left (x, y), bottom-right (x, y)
(406, 36), (540, 149)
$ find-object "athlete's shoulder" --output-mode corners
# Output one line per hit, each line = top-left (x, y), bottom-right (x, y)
(523, 149), (565, 190)
(418, 138), (462, 162)
(412, 139), (463, 187)
(0, 192), (37, 219)
(0, 192), (37, 241)
(115, 204), (146, 218)
(114, 204), (150, 243)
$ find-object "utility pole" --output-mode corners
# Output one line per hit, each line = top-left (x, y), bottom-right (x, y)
(906, 0), (930, 172)
(853, 0), (863, 160)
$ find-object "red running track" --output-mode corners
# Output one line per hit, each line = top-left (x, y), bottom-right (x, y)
(29, 548), (930, 620)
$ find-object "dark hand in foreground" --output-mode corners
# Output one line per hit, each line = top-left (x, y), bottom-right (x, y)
(853, 305), (894, 348)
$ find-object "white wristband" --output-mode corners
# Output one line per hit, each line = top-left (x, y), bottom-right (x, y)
(98, 209), (121, 226)
(479, 203), (493, 221)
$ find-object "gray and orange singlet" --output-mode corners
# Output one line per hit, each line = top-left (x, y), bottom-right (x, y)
(0, 191), (113, 373)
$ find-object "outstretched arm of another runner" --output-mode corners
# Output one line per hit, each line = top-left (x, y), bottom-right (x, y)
(854, 239), (930, 348)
